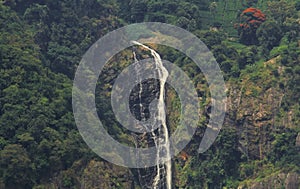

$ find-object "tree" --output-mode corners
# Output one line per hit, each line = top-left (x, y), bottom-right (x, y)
(82, 160), (132, 189)
(23, 3), (49, 24)
(237, 47), (257, 69)
(186, 129), (241, 188)
(235, 8), (266, 45)
(282, 16), (300, 42)
(194, 30), (225, 49)
(256, 19), (282, 55)
(268, 129), (299, 166)
(0, 144), (33, 189)
(245, 0), (258, 7)
(130, 0), (147, 22)
(266, 0), (297, 27)
(176, 16), (197, 31)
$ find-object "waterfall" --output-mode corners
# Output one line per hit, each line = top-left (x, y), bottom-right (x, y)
(132, 41), (172, 189)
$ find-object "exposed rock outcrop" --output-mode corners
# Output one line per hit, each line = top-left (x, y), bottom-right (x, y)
(239, 172), (300, 189)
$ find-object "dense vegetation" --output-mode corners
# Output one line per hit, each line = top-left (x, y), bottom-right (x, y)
(0, 0), (299, 188)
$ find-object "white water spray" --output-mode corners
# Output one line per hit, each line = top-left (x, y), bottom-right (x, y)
(132, 41), (172, 189)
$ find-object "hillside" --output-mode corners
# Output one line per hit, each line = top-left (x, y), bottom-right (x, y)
(0, 0), (299, 188)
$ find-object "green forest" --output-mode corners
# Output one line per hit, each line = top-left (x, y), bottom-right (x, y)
(0, 0), (300, 188)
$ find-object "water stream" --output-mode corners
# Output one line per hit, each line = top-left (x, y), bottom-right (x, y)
(132, 41), (171, 189)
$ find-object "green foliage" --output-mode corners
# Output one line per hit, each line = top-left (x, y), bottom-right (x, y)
(280, 42), (300, 108)
(117, 0), (202, 30)
(296, 1), (300, 10)
(0, 0), (299, 188)
(266, 0), (297, 27)
(0, 3), (91, 188)
(256, 19), (283, 55)
(184, 128), (241, 188)
(0, 144), (33, 188)
(269, 45), (288, 58)
(237, 47), (258, 69)
(268, 128), (300, 167)
(194, 30), (226, 48)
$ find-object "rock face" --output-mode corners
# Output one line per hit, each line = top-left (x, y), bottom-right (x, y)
(224, 56), (299, 161)
(239, 172), (300, 189)
(226, 83), (284, 159)
(81, 160), (134, 189)
(229, 56), (300, 189)
(285, 173), (300, 189)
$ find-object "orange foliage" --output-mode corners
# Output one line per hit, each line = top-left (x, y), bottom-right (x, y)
(235, 7), (266, 32)
(238, 7), (266, 29)
(235, 7), (266, 44)
(179, 151), (189, 161)
(242, 7), (266, 22)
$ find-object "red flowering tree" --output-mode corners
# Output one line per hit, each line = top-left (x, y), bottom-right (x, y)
(235, 8), (266, 45)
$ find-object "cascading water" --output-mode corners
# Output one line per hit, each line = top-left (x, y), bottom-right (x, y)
(132, 41), (172, 189)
